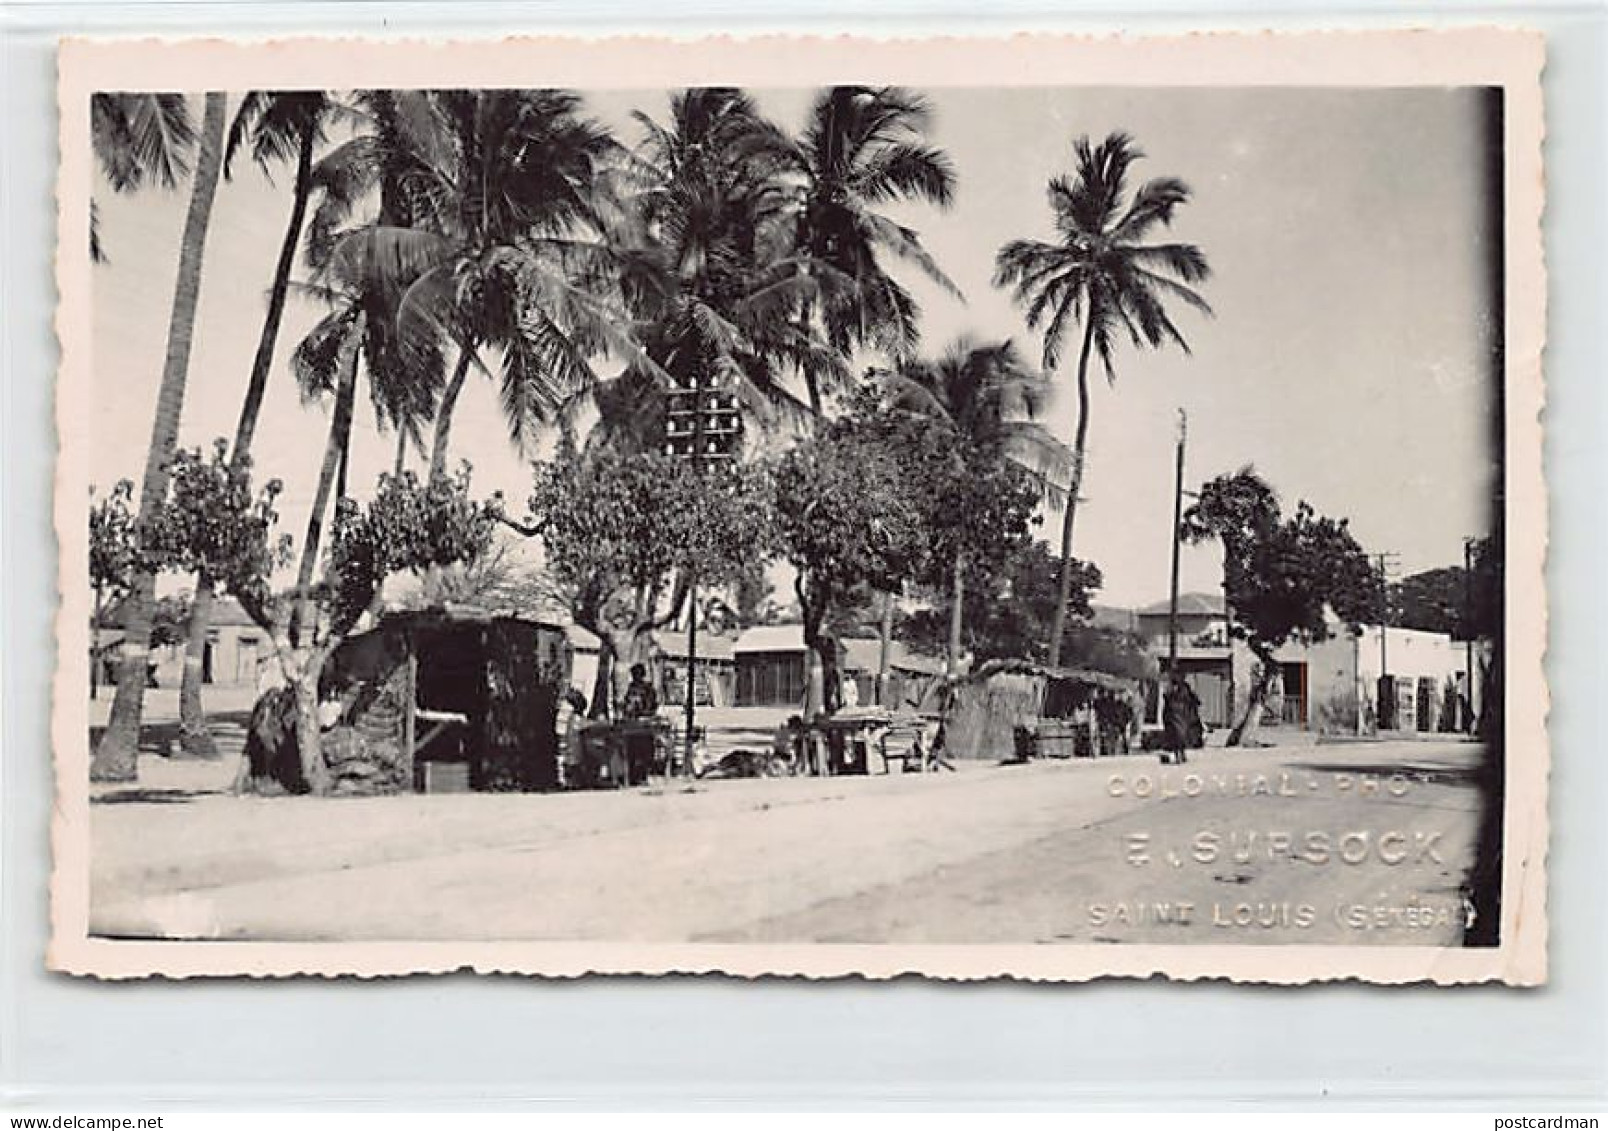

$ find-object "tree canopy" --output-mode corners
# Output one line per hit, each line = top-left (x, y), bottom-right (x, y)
(89, 479), (138, 609)
(1391, 538), (1499, 640)
(1183, 468), (1380, 744)
(902, 539), (1105, 667)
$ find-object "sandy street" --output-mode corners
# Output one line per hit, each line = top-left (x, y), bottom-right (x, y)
(88, 736), (1491, 946)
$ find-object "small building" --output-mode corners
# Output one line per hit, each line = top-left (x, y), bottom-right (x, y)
(653, 628), (736, 708)
(943, 659), (1147, 761)
(1134, 593), (1238, 727)
(564, 625), (738, 714)
(97, 596), (271, 690)
(1132, 592), (1481, 735)
(731, 623), (942, 710)
(317, 607), (571, 794)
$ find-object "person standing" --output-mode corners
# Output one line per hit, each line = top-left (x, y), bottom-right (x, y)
(1162, 675), (1195, 765)
(555, 689), (587, 789)
(620, 663), (659, 784)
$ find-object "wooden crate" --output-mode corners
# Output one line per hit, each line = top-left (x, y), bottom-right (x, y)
(1030, 721), (1078, 759)
(418, 760), (471, 794)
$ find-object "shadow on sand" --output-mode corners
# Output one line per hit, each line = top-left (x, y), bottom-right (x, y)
(1285, 756), (1485, 790)
(91, 788), (224, 805)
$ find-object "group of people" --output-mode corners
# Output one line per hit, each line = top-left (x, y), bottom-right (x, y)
(555, 662), (662, 788)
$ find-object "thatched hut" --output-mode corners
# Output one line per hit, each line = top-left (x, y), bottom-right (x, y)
(942, 658), (1147, 762)
(308, 607), (570, 795)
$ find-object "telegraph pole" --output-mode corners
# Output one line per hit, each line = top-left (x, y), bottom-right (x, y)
(1166, 410), (1187, 681)
(1374, 551), (1400, 728)
(666, 368), (741, 780)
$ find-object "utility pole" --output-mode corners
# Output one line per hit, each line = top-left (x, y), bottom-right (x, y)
(666, 367), (741, 780)
(1373, 551), (1400, 729)
(1166, 409), (1187, 682)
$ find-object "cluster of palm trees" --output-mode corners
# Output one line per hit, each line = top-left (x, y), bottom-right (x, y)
(89, 85), (1211, 782)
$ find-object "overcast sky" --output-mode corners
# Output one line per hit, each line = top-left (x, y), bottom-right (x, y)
(91, 85), (1498, 609)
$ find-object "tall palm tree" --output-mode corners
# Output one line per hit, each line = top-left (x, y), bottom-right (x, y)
(285, 232), (446, 637)
(994, 131), (1213, 668)
(786, 86), (959, 414)
(547, 88), (828, 711)
(92, 92), (229, 782)
(318, 90), (635, 482)
(175, 91), (340, 758)
(563, 87), (822, 456)
(303, 89), (451, 473)
(90, 93), (197, 263)
(876, 337), (1070, 676)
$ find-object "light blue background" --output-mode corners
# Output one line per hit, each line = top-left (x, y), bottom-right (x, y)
(3, 0), (1604, 1110)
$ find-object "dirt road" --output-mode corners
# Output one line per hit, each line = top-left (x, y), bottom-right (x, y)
(90, 738), (1490, 945)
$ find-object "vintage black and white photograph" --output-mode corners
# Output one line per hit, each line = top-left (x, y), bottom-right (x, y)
(51, 32), (1546, 981)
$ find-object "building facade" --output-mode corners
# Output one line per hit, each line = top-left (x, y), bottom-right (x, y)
(1133, 592), (1480, 735)
(731, 624), (942, 711)
(97, 596), (271, 690)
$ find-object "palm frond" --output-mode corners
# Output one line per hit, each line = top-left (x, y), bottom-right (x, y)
(855, 141), (956, 208)
(291, 305), (364, 402)
(1131, 241), (1212, 286)
(859, 212), (962, 298)
(92, 92), (196, 192)
(1111, 175), (1193, 240)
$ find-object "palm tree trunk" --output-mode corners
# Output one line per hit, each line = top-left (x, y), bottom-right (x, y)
(1047, 315), (1096, 669)
(292, 327), (361, 646)
(230, 121), (316, 461)
(428, 348), (475, 483)
(278, 340), (359, 796)
(178, 575), (220, 751)
(176, 120), (317, 759)
(392, 426), (408, 479)
(90, 585), (102, 698)
(947, 554), (966, 678)
(335, 430), (350, 504)
(92, 92), (229, 783)
(875, 590), (895, 707)
(175, 575), (218, 757)
(798, 303), (822, 417)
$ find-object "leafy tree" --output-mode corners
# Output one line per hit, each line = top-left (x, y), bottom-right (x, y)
(521, 444), (777, 716)
(772, 426), (924, 720)
(870, 338), (1069, 676)
(1178, 463), (1280, 683)
(398, 536), (529, 612)
(995, 131), (1213, 668)
(1184, 469), (1380, 745)
(93, 93), (229, 783)
(139, 442), (292, 754)
(1059, 623), (1157, 684)
(141, 454), (498, 792)
(734, 561), (779, 628)
(89, 480), (137, 699)
(1391, 542), (1500, 641)
(903, 539), (1104, 667)
(785, 86), (959, 412)
(1391, 567), (1463, 636)
(148, 594), (194, 652)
